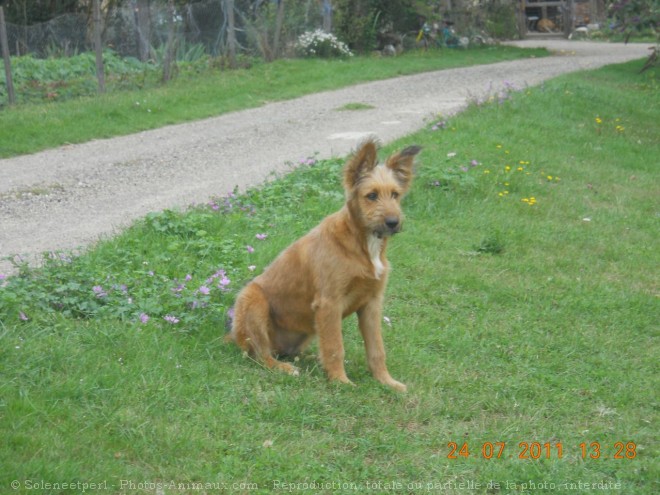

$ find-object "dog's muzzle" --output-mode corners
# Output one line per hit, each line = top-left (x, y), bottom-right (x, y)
(375, 217), (402, 238)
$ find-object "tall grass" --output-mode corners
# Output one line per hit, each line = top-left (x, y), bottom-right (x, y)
(0, 60), (657, 494)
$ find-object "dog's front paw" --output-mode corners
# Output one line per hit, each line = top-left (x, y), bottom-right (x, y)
(381, 377), (407, 392)
(330, 374), (356, 387)
(390, 380), (407, 393)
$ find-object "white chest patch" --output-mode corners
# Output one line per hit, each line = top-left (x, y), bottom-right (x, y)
(368, 236), (385, 279)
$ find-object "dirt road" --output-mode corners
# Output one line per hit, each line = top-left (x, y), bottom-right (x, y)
(0, 40), (652, 274)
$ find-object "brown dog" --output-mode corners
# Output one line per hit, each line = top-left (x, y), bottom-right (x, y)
(227, 140), (421, 391)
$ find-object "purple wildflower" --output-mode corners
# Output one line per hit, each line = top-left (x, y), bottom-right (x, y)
(199, 285), (211, 295)
(19, 311), (29, 321)
(247, 245), (255, 254)
(139, 313), (149, 324)
(93, 285), (107, 298)
(431, 120), (447, 131)
(171, 284), (186, 295)
(255, 233), (268, 240)
(218, 275), (231, 291)
(164, 315), (179, 324)
(207, 268), (227, 284)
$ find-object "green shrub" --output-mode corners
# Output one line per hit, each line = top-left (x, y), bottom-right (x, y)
(295, 30), (353, 58)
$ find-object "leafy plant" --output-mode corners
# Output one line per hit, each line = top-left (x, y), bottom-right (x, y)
(474, 230), (505, 255)
(608, 0), (659, 71)
(295, 30), (353, 58)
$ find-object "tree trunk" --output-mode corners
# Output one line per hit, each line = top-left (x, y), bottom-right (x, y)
(0, 7), (16, 105)
(225, 0), (237, 68)
(135, 0), (151, 62)
(322, 0), (332, 32)
(162, 0), (177, 83)
(93, 0), (106, 94)
(272, 0), (285, 59)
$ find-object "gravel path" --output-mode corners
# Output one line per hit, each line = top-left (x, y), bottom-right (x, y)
(0, 40), (652, 274)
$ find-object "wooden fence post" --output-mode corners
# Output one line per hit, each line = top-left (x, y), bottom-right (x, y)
(0, 6), (16, 105)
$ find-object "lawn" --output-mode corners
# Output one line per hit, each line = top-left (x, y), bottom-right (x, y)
(0, 59), (658, 494)
(0, 46), (546, 158)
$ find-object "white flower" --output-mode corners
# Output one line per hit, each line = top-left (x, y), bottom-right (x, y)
(296, 30), (352, 58)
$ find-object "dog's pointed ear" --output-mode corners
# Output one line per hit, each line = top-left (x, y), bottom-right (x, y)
(385, 145), (422, 192)
(344, 139), (379, 191)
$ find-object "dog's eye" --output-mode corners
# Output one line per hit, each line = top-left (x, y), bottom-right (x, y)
(366, 192), (378, 201)
(392, 191), (400, 199)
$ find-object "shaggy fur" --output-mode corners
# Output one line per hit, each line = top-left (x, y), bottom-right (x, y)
(226, 139), (421, 391)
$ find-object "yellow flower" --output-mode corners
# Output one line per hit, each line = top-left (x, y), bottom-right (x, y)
(496, 144), (503, 149)
(517, 167), (524, 172)
(484, 170), (491, 174)
(547, 175), (553, 181)
(505, 165), (511, 172)
(595, 117), (602, 124)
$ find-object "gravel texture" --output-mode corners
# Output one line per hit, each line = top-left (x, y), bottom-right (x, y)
(0, 40), (652, 274)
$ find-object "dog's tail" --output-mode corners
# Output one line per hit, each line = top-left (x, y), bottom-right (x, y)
(223, 306), (235, 342)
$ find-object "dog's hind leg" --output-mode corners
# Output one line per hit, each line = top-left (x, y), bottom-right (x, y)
(229, 283), (300, 376)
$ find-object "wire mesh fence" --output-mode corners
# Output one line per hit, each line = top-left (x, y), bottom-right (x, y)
(3, 0), (325, 60)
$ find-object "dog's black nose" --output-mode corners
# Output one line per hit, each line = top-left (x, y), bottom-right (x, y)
(385, 217), (399, 230)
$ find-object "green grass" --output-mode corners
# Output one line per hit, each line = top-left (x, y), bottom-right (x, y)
(336, 102), (376, 111)
(0, 46), (547, 158)
(1, 59), (658, 494)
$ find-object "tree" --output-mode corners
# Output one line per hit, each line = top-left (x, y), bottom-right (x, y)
(162, 0), (177, 82)
(224, 0), (237, 67)
(321, 0), (332, 32)
(135, 0), (151, 62)
(3, 0), (80, 25)
(334, 0), (417, 52)
(92, 0), (105, 92)
(609, 0), (659, 72)
(272, 0), (285, 59)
